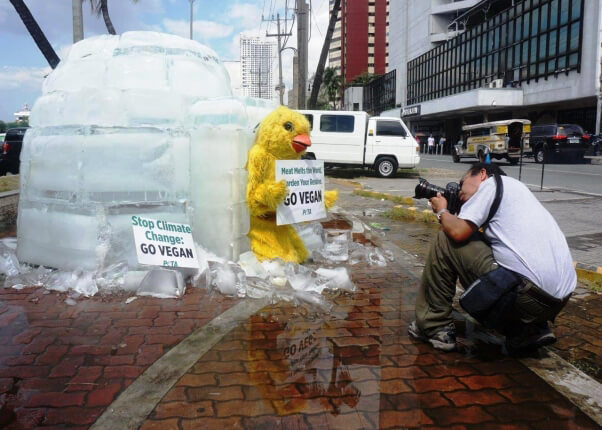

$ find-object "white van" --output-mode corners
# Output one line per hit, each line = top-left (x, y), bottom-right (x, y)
(297, 110), (420, 178)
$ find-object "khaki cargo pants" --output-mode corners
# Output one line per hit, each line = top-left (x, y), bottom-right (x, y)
(415, 230), (566, 337)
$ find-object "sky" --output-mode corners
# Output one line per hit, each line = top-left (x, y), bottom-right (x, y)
(0, 0), (331, 122)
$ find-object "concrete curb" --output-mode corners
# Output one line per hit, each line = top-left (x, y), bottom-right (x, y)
(91, 298), (269, 430)
(335, 177), (602, 284)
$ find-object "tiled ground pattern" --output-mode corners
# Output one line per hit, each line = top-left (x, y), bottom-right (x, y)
(143, 261), (599, 430)
(552, 295), (602, 383)
(0, 287), (240, 428)
(338, 184), (602, 386)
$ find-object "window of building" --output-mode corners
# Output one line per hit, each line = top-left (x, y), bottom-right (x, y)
(406, 0), (584, 105)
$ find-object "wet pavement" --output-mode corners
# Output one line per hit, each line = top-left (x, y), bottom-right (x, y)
(139, 259), (598, 429)
(331, 174), (602, 387)
(0, 287), (242, 428)
(0, 178), (600, 428)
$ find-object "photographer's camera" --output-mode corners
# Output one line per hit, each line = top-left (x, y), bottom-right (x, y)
(414, 178), (462, 214)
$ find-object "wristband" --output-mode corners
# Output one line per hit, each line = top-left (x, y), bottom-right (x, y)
(436, 208), (449, 222)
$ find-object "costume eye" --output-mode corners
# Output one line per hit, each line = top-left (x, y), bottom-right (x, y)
(283, 121), (294, 132)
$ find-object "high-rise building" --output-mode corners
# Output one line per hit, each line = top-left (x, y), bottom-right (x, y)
(240, 35), (276, 100)
(328, 0), (389, 84)
(387, 0), (601, 141)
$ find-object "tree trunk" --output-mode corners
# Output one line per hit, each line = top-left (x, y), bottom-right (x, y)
(308, 0), (341, 109)
(72, 0), (83, 42)
(101, 0), (116, 35)
(9, 0), (60, 69)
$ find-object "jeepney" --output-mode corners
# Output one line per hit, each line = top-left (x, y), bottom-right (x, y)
(452, 119), (531, 165)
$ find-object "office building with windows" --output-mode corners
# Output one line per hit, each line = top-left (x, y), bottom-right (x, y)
(328, 0), (390, 84)
(240, 35), (276, 100)
(387, 0), (601, 143)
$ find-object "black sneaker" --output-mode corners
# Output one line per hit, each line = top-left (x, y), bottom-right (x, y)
(408, 320), (456, 351)
(505, 322), (556, 351)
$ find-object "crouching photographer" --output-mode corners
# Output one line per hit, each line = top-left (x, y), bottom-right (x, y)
(409, 162), (576, 352)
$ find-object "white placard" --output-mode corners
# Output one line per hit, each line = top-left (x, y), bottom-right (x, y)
(131, 216), (199, 269)
(275, 159), (326, 226)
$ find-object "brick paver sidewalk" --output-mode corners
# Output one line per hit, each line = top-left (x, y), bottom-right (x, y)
(0, 184), (600, 428)
(139, 248), (599, 429)
(0, 287), (241, 428)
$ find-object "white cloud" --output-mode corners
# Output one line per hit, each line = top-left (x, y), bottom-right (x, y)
(227, 3), (263, 30)
(162, 18), (233, 40)
(0, 66), (49, 90)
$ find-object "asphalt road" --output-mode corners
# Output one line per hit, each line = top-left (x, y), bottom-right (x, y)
(419, 154), (602, 197)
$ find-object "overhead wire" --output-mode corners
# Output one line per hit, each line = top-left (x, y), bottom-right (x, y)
(282, 0), (296, 48)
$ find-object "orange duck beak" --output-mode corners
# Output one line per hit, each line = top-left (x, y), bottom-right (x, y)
(291, 134), (311, 153)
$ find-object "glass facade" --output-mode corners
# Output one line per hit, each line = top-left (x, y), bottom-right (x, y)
(407, 0), (584, 105)
(363, 69), (397, 115)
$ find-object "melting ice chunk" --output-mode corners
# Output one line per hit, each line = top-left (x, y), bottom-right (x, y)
(210, 262), (247, 297)
(137, 269), (185, 299)
(315, 267), (355, 292)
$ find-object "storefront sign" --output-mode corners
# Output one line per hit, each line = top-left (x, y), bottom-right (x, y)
(132, 216), (199, 269)
(402, 105), (421, 117)
(275, 159), (326, 226)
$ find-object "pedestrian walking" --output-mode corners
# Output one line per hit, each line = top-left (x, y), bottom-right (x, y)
(438, 136), (446, 155)
(427, 134), (435, 154)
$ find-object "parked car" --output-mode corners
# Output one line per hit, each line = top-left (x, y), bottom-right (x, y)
(0, 127), (28, 175)
(529, 124), (589, 163)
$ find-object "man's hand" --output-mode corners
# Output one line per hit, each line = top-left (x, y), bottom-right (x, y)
(429, 192), (447, 214)
(430, 192), (476, 242)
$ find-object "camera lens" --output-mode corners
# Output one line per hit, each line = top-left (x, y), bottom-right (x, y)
(414, 178), (446, 200)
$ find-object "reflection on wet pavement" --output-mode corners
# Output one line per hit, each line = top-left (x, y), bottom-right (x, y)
(146, 256), (598, 429)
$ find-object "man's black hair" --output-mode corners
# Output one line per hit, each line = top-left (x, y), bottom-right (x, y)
(467, 162), (507, 177)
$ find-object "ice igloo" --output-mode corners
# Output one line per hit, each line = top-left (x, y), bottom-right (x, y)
(18, 32), (276, 272)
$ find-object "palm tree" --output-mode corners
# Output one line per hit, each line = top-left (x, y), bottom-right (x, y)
(88, 0), (139, 35)
(350, 72), (379, 86)
(73, 0), (84, 42)
(9, 0), (60, 69)
(322, 67), (343, 109)
(308, 0), (341, 109)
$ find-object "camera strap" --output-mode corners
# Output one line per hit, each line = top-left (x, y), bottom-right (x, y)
(482, 173), (503, 230)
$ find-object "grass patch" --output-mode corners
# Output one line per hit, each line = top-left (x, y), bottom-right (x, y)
(575, 268), (602, 293)
(396, 168), (426, 178)
(353, 189), (415, 205)
(0, 175), (19, 192)
(326, 167), (425, 179)
(386, 206), (438, 224)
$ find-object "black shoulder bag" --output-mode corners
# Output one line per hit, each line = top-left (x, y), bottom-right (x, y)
(459, 174), (523, 329)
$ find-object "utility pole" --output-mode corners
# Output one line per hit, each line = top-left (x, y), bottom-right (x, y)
(189, 0), (195, 40)
(72, 0), (83, 43)
(309, 0), (341, 109)
(594, 0), (602, 135)
(296, 0), (309, 109)
(265, 13), (292, 105)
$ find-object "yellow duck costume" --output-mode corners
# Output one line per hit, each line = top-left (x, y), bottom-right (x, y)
(246, 106), (338, 263)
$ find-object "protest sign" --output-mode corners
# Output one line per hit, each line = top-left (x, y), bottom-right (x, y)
(275, 159), (326, 226)
(131, 216), (199, 269)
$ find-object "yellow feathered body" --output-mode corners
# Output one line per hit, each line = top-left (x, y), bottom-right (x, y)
(246, 106), (338, 263)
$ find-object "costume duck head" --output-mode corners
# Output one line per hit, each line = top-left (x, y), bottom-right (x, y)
(254, 106), (311, 159)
